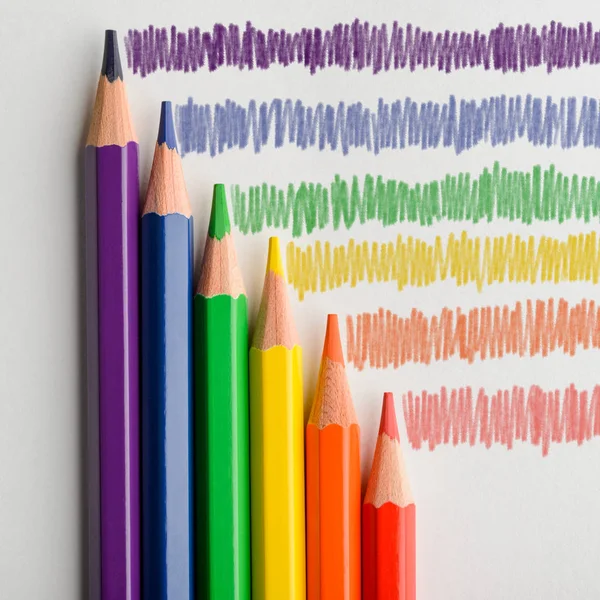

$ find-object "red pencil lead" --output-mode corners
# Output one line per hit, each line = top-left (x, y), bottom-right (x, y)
(322, 314), (344, 365)
(379, 392), (400, 441)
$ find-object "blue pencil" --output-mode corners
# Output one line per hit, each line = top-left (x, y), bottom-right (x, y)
(141, 101), (194, 600)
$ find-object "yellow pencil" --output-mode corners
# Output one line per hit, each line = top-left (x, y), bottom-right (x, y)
(250, 237), (306, 600)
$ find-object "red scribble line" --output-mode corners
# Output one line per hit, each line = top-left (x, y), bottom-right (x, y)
(403, 385), (600, 456)
(346, 298), (600, 371)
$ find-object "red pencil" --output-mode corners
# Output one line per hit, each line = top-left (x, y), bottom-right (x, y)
(362, 393), (415, 600)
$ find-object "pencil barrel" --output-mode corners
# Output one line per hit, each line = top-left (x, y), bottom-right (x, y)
(86, 142), (140, 600)
(141, 213), (194, 600)
(194, 293), (251, 600)
(249, 346), (306, 600)
(306, 423), (361, 600)
(362, 503), (416, 600)
(84, 146), (101, 600)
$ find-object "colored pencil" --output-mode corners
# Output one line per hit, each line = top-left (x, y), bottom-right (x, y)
(249, 237), (306, 600)
(85, 30), (140, 600)
(140, 101), (194, 600)
(194, 184), (251, 600)
(306, 314), (361, 600)
(362, 393), (416, 600)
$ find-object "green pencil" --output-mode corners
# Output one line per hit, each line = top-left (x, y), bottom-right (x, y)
(195, 184), (251, 600)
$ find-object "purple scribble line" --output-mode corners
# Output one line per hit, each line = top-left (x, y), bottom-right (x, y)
(174, 95), (600, 158)
(125, 20), (600, 77)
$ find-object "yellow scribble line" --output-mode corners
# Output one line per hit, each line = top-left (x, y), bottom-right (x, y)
(285, 232), (600, 300)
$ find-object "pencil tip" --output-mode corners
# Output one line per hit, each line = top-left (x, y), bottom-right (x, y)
(266, 237), (285, 277)
(157, 101), (177, 150)
(379, 392), (400, 441)
(208, 184), (231, 239)
(322, 314), (344, 364)
(101, 30), (123, 82)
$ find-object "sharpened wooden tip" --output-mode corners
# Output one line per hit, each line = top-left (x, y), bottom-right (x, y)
(251, 238), (299, 350)
(322, 314), (344, 365)
(266, 237), (285, 277)
(379, 392), (400, 441)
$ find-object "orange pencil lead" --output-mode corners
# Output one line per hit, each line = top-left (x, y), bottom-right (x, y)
(322, 314), (344, 364)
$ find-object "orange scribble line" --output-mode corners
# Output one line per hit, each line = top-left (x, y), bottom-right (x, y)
(402, 385), (600, 456)
(346, 299), (600, 371)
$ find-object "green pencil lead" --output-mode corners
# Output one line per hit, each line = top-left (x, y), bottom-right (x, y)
(208, 183), (231, 240)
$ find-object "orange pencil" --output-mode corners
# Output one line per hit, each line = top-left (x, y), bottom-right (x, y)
(306, 314), (361, 600)
(362, 393), (416, 600)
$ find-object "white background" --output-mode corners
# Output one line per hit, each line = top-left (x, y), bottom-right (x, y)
(2, 0), (600, 598)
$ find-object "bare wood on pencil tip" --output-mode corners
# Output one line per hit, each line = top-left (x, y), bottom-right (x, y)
(143, 143), (192, 217)
(308, 355), (357, 429)
(197, 233), (245, 298)
(252, 270), (299, 351)
(364, 431), (414, 509)
(86, 77), (137, 147)
(309, 313), (356, 427)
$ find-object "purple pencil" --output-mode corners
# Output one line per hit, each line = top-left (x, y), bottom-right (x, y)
(85, 30), (140, 600)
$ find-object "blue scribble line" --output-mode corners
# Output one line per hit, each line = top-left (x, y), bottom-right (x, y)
(125, 21), (600, 76)
(175, 95), (600, 157)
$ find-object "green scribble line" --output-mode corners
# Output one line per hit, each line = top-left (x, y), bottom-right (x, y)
(230, 162), (600, 237)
